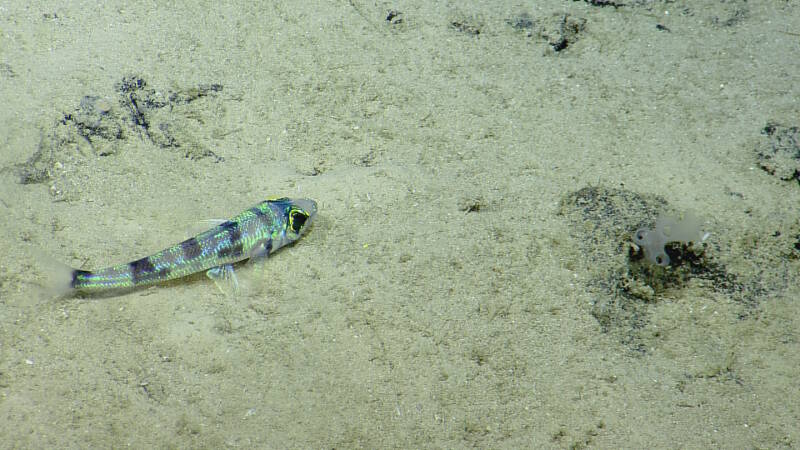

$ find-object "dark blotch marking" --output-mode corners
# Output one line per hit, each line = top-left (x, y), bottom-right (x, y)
(217, 220), (244, 260)
(130, 257), (162, 284)
(219, 220), (242, 241)
(223, 221), (242, 244)
(71, 269), (92, 289)
(248, 206), (265, 217)
(180, 237), (203, 260)
(251, 239), (273, 259)
(218, 242), (244, 260)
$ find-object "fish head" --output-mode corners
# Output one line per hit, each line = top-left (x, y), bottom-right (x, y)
(268, 197), (317, 247)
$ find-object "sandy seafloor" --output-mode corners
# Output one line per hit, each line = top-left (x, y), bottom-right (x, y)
(1, 0), (799, 448)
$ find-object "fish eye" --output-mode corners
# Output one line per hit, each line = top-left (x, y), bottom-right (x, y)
(289, 210), (309, 233)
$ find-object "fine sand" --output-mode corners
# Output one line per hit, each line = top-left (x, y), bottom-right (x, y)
(1, 1), (798, 447)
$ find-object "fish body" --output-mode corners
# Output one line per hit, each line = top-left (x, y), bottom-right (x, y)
(61, 197), (317, 294)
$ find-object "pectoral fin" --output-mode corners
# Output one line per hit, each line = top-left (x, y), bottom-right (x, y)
(206, 264), (239, 295)
(247, 239), (273, 263)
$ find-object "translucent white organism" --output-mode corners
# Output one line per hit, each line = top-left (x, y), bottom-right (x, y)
(633, 213), (709, 266)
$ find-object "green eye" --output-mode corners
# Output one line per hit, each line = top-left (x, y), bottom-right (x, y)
(289, 210), (309, 234)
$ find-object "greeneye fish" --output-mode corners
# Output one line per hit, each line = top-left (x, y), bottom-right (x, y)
(44, 197), (317, 296)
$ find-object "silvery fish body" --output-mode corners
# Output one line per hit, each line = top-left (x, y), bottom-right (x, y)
(62, 197), (316, 294)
